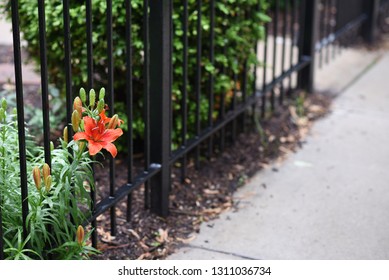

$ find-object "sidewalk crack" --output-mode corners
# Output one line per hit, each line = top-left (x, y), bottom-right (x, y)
(186, 244), (259, 260)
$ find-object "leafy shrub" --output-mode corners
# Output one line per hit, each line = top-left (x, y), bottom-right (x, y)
(1, 0), (270, 147)
(0, 88), (123, 259)
(0, 97), (96, 259)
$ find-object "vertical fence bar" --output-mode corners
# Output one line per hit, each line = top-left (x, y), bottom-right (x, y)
(125, 0), (134, 222)
(181, 0), (188, 182)
(362, 0), (379, 44)
(37, 0), (53, 257)
(252, 2), (260, 101)
(330, 0), (337, 61)
(271, 0), (279, 111)
(261, 22), (269, 118)
(86, 0), (94, 89)
(231, 68), (238, 142)
(85, 0), (97, 247)
(298, 0), (319, 93)
(143, 0), (151, 209)
(335, 0), (342, 53)
(11, 0), (29, 243)
(324, 0), (331, 64)
(318, 0), (325, 68)
(106, 0), (116, 236)
(170, 0), (174, 168)
(288, 0), (297, 94)
(38, 0), (51, 166)
(208, 0), (215, 158)
(241, 60), (248, 131)
(195, 0), (202, 169)
(219, 11), (227, 152)
(280, 0), (288, 105)
(63, 0), (73, 143)
(149, 0), (172, 217)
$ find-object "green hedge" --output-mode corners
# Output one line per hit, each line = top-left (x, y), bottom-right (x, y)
(2, 0), (270, 147)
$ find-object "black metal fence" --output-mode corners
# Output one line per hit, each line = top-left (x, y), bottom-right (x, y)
(0, 0), (381, 258)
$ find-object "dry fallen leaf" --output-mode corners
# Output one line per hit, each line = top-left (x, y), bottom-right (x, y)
(279, 146), (292, 154)
(137, 252), (151, 260)
(234, 164), (245, 171)
(234, 191), (256, 200)
(203, 189), (220, 195)
(308, 104), (324, 114)
(176, 234), (196, 244)
(138, 241), (150, 251)
(128, 229), (141, 240)
(156, 228), (169, 244)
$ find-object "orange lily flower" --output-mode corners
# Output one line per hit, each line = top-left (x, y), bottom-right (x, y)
(98, 109), (124, 127)
(98, 109), (111, 124)
(73, 115), (123, 158)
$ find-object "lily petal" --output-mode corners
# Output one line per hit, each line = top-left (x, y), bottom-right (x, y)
(83, 116), (96, 136)
(103, 142), (118, 158)
(88, 141), (103, 156)
(99, 128), (123, 143)
(73, 132), (88, 141)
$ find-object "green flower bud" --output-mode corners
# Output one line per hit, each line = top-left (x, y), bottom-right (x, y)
(0, 108), (5, 122)
(76, 225), (85, 246)
(78, 140), (86, 152)
(73, 97), (83, 117)
(97, 99), (105, 113)
(33, 166), (41, 191)
(50, 141), (54, 151)
(89, 89), (96, 108)
(99, 87), (105, 100)
(42, 163), (50, 182)
(79, 87), (86, 103)
(1, 98), (7, 110)
(71, 110), (81, 132)
(44, 175), (52, 192)
(63, 126), (68, 144)
(108, 114), (119, 129)
(79, 119), (85, 130)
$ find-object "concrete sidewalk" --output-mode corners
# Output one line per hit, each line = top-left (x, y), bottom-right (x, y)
(169, 48), (389, 260)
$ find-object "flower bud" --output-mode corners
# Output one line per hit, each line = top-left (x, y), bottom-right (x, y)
(44, 175), (52, 192)
(1, 98), (7, 110)
(78, 141), (86, 152)
(50, 141), (54, 151)
(79, 87), (86, 103)
(99, 87), (105, 100)
(108, 114), (119, 129)
(71, 110), (81, 132)
(63, 126), (68, 143)
(89, 89), (96, 108)
(76, 225), (84, 246)
(0, 108), (5, 122)
(97, 99), (105, 113)
(33, 166), (41, 191)
(73, 96), (83, 117)
(79, 119), (85, 130)
(42, 163), (50, 181)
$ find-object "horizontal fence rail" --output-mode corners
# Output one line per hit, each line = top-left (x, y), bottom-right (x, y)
(0, 0), (382, 259)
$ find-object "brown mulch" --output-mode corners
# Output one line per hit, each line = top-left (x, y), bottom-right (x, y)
(92, 91), (333, 260)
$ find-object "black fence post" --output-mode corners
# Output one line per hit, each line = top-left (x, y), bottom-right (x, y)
(298, 0), (319, 93)
(149, 0), (172, 217)
(362, 0), (380, 44)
